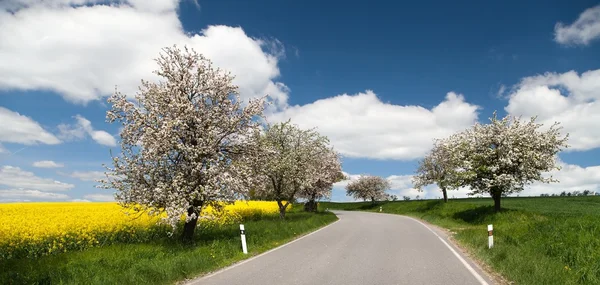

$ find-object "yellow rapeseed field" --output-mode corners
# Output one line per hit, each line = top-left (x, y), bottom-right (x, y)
(0, 201), (283, 260)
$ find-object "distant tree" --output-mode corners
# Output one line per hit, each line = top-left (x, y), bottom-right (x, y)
(540, 193), (549, 197)
(100, 46), (266, 241)
(390, 195), (399, 201)
(560, 191), (567, 197)
(583, 190), (591, 196)
(416, 195), (421, 200)
(345, 175), (391, 204)
(403, 196), (411, 201)
(253, 121), (331, 219)
(441, 112), (569, 212)
(573, 190), (581, 196)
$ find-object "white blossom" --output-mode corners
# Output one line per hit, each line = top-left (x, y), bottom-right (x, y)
(444, 112), (569, 210)
(345, 175), (391, 203)
(298, 146), (343, 210)
(413, 132), (467, 202)
(99, 45), (266, 237)
(252, 121), (333, 218)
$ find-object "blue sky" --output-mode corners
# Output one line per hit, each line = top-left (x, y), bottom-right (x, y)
(1, 0), (600, 202)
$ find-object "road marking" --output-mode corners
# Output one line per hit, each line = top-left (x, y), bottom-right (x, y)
(186, 217), (341, 284)
(407, 217), (490, 285)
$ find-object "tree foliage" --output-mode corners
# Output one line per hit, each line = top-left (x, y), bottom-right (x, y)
(444, 112), (569, 211)
(253, 121), (333, 218)
(298, 149), (343, 212)
(345, 175), (391, 203)
(100, 45), (265, 240)
(413, 133), (465, 202)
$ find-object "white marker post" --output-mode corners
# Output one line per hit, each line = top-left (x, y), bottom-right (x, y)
(488, 224), (494, 249)
(379, 206), (382, 212)
(240, 224), (248, 254)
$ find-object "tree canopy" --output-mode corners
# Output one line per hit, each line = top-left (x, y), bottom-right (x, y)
(100, 45), (266, 240)
(345, 175), (391, 203)
(440, 112), (569, 211)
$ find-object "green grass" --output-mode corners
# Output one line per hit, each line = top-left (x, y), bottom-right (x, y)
(322, 196), (600, 285)
(1, 210), (337, 285)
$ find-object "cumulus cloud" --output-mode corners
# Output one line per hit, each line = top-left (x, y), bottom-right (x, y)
(504, 69), (600, 151)
(33, 160), (64, 168)
(555, 5), (600, 46)
(58, 115), (117, 146)
(66, 170), (106, 182)
(269, 91), (479, 160)
(0, 165), (74, 191)
(0, 1), (289, 109)
(0, 189), (70, 201)
(70, 198), (91, 202)
(84, 193), (115, 201)
(518, 160), (600, 196)
(0, 107), (61, 145)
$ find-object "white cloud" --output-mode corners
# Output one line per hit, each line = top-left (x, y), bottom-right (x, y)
(0, 0), (181, 13)
(518, 160), (600, 196)
(67, 170), (106, 182)
(33, 160), (64, 168)
(0, 107), (61, 145)
(0, 189), (70, 201)
(0, 143), (5, 153)
(0, 166), (74, 191)
(505, 69), (600, 151)
(555, 5), (600, 46)
(84, 193), (115, 201)
(70, 198), (91, 202)
(58, 115), (117, 146)
(0, 1), (289, 109)
(269, 91), (479, 160)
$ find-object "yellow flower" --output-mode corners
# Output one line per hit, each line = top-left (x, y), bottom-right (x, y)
(0, 201), (284, 259)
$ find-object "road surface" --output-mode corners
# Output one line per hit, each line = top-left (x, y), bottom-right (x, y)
(189, 211), (493, 285)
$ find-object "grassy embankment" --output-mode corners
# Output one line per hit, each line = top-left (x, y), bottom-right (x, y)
(1, 207), (337, 285)
(322, 196), (600, 285)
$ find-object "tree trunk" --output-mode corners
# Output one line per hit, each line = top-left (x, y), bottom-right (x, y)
(442, 187), (448, 203)
(371, 197), (376, 205)
(304, 199), (317, 212)
(491, 187), (502, 212)
(181, 205), (200, 242)
(277, 200), (289, 219)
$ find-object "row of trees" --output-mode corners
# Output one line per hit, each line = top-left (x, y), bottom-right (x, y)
(413, 112), (569, 212)
(100, 46), (342, 240)
(541, 190), (597, 197)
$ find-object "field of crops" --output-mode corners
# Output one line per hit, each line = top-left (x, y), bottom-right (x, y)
(0, 201), (283, 260)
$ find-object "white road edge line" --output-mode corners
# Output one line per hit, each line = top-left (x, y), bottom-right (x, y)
(408, 217), (489, 285)
(186, 216), (341, 284)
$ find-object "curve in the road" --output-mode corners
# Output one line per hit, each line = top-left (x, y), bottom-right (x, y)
(188, 210), (494, 285)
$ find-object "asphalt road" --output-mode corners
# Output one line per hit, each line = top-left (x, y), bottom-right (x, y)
(189, 211), (493, 285)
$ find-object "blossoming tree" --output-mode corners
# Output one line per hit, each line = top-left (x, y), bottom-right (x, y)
(100, 46), (265, 241)
(345, 175), (391, 204)
(253, 121), (331, 218)
(298, 148), (343, 212)
(448, 112), (569, 211)
(413, 133), (466, 202)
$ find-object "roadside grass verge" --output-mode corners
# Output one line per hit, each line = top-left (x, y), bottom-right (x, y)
(322, 196), (600, 285)
(1, 209), (337, 285)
